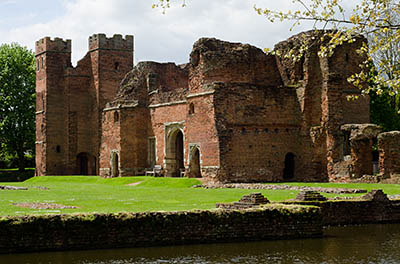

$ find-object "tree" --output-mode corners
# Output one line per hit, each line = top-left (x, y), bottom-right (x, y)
(256, 0), (400, 96)
(367, 5), (400, 115)
(0, 43), (36, 171)
(154, 0), (400, 97)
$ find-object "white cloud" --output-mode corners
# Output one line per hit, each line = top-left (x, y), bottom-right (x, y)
(1, 0), (345, 65)
(0, 0), (17, 5)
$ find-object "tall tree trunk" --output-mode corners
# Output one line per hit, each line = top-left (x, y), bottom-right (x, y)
(17, 151), (25, 172)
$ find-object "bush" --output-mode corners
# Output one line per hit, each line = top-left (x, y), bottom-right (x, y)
(0, 153), (35, 169)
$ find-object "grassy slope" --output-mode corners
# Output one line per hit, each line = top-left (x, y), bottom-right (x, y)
(0, 176), (399, 216)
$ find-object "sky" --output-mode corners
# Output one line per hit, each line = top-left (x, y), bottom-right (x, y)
(0, 0), (353, 66)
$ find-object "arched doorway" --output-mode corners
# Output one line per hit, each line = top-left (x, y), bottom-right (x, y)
(111, 151), (119, 177)
(283, 152), (295, 180)
(175, 131), (184, 172)
(188, 147), (201, 178)
(165, 128), (184, 177)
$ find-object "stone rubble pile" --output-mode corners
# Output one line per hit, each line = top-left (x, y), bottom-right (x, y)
(296, 191), (327, 201)
(216, 193), (270, 210)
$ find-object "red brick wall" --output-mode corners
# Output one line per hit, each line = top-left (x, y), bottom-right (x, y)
(100, 61), (189, 177)
(35, 34), (133, 176)
(274, 31), (370, 182)
(119, 107), (149, 175)
(186, 94), (220, 181)
(90, 35), (133, 175)
(99, 109), (121, 177)
(149, 103), (187, 166)
(379, 131), (400, 178)
(38, 32), (375, 183)
(189, 38), (282, 94)
(35, 37), (71, 176)
(213, 83), (306, 182)
(322, 40), (370, 181)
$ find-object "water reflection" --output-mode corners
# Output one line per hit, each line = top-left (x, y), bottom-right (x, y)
(1, 224), (400, 264)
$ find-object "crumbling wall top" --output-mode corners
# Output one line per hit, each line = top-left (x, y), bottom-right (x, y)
(274, 30), (328, 50)
(341, 124), (381, 141)
(114, 61), (188, 103)
(89, 33), (134, 52)
(189, 37), (282, 87)
(35, 37), (71, 55)
(378, 131), (400, 141)
(274, 30), (366, 86)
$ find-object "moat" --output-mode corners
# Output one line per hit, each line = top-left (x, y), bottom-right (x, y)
(2, 224), (400, 264)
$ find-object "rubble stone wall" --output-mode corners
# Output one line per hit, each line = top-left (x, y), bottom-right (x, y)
(379, 131), (400, 178)
(0, 206), (322, 254)
(287, 199), (400, 226)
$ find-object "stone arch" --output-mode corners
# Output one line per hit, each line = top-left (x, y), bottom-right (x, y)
(76, 152), (96, 175)
(283, 152), (295, 180)
(165, 126), (185, 177)
(188, 145), (201, 178)
(111, 151), (119, 177)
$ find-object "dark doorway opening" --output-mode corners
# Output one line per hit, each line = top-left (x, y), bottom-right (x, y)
(189, 147), (201, 178)
(283, 152), (295, 180)
(111, 152), (119, 177)
(148, 138), (156, 168)
(77, 153), (89, 175)
(76, 152), (96, 175)
(175, 131), (184, 175)
(372, 137), (379, 175)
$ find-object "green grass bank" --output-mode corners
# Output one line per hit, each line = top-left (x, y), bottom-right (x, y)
(0, 176), (400, 216)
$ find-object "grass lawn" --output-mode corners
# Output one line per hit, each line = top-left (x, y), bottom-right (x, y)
(0, 176), (399, 216)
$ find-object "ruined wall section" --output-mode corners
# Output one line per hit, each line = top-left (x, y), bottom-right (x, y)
(185, 92), (220, 181)
(99, 108), (121, 177)
(320, 37), (370, 181)
(101, 62), (188, 176)
(213, 83), (304, 182)
(145, 63), (189, 177)
(378, 131), (400, 179)
(63, 54), (95, 174)
(188, 38), (312, 182)
(274, 30), (370, 182)
(274, 31), (328, 182)
(90, 34), (134, 175)
(100, 103), (148, 177)
(119, 106), (149, 176)
(35, 37), (71, 176)
(274, 31), (324, 127)
(189, 38), (282, 94)
(335, 124), (381, 180)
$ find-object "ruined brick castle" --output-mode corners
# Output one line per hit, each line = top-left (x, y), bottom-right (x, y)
(35, 31), (400, 183)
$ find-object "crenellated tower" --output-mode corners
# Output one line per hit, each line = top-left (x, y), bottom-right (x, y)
(35, 37), (72, 176)
(88, 34), (134, 110)
(35, 34), (134, 176)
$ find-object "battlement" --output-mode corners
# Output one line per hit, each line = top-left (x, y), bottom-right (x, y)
(89, 34), (134, 52)
(35, 37), (71, 55)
